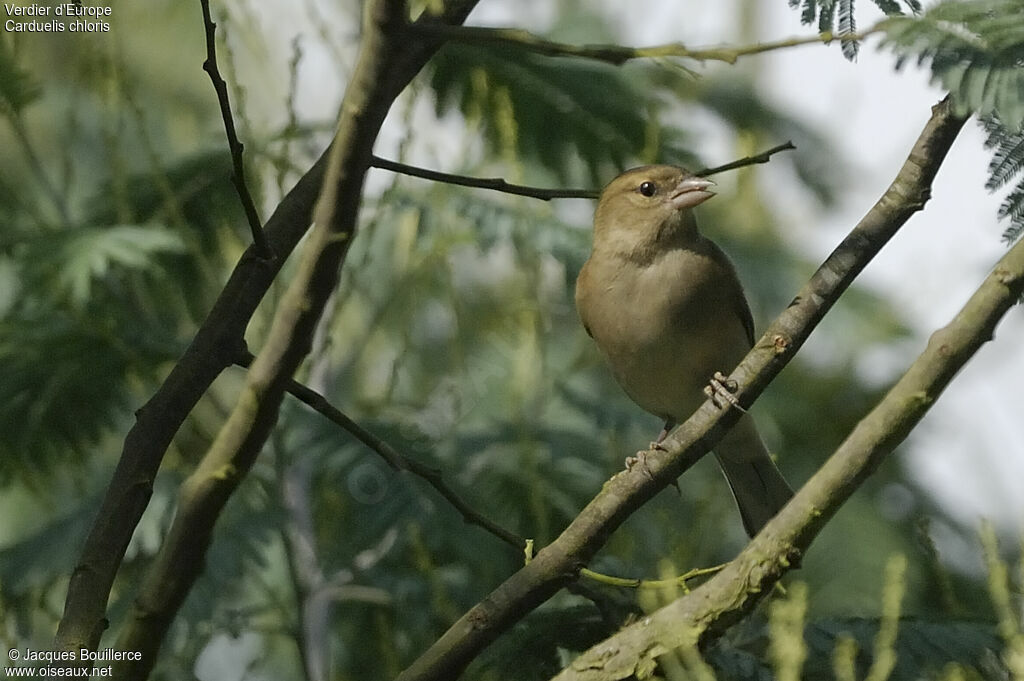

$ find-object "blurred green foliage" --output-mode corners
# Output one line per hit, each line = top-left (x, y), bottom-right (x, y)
(0, 1), (1019, 680)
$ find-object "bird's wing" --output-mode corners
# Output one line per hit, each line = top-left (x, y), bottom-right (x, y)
(705, 240), (756, 347)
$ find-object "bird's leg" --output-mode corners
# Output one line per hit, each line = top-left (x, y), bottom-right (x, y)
(625, 420), (673, 473)
(703, 371), (748, 413)
(625, 421), (680, 493)
(651, 420), (674, 450)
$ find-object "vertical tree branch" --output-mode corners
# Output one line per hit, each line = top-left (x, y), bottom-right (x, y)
(108, 1), (409, 677)
(53, 0), (482, 667)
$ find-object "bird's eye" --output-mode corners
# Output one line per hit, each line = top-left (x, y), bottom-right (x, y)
(638, 181), (657, 197)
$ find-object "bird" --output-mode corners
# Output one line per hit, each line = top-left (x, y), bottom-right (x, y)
(574, 165), (793, 537)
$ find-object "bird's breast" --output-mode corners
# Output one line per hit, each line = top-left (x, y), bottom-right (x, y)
(576, 250), (749, 422)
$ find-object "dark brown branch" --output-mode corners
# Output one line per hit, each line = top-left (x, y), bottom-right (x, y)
(235, 354), (527, 551)
(554, 201), (1024, 681)
(108, 2), (411, 676)
(371, 155), (598, 199)
(695, 141), (796, 177)
(394, 98), (968, 681)
(370, 141), (796, 201)
(200, 0), (271, 258)
(53, 0), (483, 671)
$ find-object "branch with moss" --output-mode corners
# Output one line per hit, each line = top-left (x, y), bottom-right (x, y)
(554, 215), (1024, 681)
(412, 23), (880, 65)
(393, 98), (967, 681)
(52, 0), (484, 670)
(371, 142), (796, 200)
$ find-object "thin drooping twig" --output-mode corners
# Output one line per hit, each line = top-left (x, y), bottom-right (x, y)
(555, 211), (1024, 681)
(234, 354), (527, 551)
(394, 98), (967, 681)
(412, 22), (880, 66)
(200, 0), (270, 258)
(370, 141), (796, 200)
(53, 0), (483, 669)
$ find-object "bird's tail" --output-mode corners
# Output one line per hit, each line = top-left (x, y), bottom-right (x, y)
(714, 415), (794, 538)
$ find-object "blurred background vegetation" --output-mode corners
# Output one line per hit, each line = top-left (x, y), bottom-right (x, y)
(0, 1), (1019, 679)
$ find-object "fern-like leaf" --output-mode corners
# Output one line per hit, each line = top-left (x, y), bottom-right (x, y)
(0, 40), (41, 115)
(982, 117), (1024, 191)
(980, 117), (1024, 244)
(839, 0), (860, 60)
(880, 1), (1024, 129)
(791, 0), (920, 61)
(429, 42), (650, 181)
(26, 225), (186, 308)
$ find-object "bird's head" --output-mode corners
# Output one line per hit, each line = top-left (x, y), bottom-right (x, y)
(592, 165), (715, 256)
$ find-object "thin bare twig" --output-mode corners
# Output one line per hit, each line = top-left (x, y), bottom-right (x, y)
(233, 354), (527, 551)
(371, 141), (796, 201)
(200, 0), (271, 258)
(370, 155), (598, 199)
(696, 141), (796, 177)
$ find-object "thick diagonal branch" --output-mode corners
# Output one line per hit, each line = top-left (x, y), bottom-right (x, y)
(394, 98), (967, 681)
(106, 2), (410, 678)
(554, 207), (1024, 681)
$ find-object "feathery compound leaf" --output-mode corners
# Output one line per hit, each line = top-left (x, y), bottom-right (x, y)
(839, 0), (860, 60)
(872, 0), (904, 14)
(0, 312), (135, 481)
(791, 0), (918, 60)
(0, 40), (41, 115)
(982, 116), (1024, 191)
(880, 1), (1024, 129)
(980, 117), (1024, 244)
(28, 225), (186, 308)
(429, 42), (650, 180)
(818, 0), (836, 33)
(999, 185), (1024, 244)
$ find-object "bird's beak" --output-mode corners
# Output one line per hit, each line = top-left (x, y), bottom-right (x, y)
(670, 176), (716, 210)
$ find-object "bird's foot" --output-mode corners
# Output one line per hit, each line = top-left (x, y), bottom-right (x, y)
(703, 371), (747, 413)
(625, 444), (681, 494)
(625, 450), (655, 480)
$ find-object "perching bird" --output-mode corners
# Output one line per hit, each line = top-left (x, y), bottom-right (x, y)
(575, 165), (793, 537)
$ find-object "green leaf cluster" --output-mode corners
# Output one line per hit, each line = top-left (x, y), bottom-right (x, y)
(0, 39), (41, 116)
(982, 117), (1024, 245)
(881, 1), (1024, 129)
(789, 0), (922, 60)
(879, 1), (1024, 243)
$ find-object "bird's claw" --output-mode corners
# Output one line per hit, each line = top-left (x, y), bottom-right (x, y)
(704, 371), (747, 413)
(625, 450), (655, 480)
